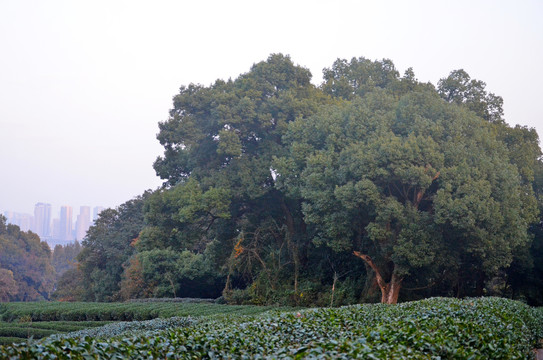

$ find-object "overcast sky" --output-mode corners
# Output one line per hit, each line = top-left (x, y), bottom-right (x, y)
(1, 0), (542, 217)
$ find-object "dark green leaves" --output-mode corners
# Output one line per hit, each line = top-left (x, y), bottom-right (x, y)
(1, 298), (541, 359)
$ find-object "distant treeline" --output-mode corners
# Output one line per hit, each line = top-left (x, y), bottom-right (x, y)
(7, 54), (543, 305)
(0, 217), (81, 301)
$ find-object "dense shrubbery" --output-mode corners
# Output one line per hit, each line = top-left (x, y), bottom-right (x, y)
(1, 297), (541, 359)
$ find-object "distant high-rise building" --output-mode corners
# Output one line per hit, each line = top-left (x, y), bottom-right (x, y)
(59, 205), (73, 242)
(33, 203), (51, 238)
(93, 206), (104, 222)
(52, 218), (60, 239)
(75, 206), (91, 241)
(3, 211), (14, 224)
(4, 211), (33, 232)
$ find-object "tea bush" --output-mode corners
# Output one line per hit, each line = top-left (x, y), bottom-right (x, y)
(0, 302), (287, 322)
(1, 297), (541, 359)
(0, 320), (112, 344)
(53, 316), (195, 340)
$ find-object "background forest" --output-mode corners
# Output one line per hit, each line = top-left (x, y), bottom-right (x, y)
(3, 54), (542, 306)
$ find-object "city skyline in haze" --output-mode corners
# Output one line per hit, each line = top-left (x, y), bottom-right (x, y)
(3, 202), (105, 246)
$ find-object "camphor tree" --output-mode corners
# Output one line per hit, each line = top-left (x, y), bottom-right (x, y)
(276, 59), (539, 303)
(147, 54), (332, 299)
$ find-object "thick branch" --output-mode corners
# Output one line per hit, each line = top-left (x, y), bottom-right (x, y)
(281, 197), (300, 294)
(353, 251), (403, 304)
(353, 251), (387, 292)
(280, 198), (295, 237)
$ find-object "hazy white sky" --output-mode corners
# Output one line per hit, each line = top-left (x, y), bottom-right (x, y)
(1, 0), (542, 216)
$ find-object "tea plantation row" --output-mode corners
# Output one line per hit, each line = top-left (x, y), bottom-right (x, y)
(0, 321), (111, 345)
(1, 297), (542, 359)
(0, 301), (287, 322)
(0, 302), (290, 345)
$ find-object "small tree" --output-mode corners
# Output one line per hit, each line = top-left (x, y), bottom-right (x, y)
(0, 268), (18, 302)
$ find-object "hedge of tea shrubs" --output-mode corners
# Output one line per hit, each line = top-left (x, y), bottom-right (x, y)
(1, 297), (541, 359)
(0, 301), (284, 322)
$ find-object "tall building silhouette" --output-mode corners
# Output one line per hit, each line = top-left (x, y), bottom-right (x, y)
(93, 206), (104, 222)
(33, 202), (51, 238)
(59, 205), (73, 242)
(3, 211), (33, 232)
(75, 206), (91, 241)
(52, 218), (60, 239)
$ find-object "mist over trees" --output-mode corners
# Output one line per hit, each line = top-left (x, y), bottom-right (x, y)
(51, 54), (543, 305)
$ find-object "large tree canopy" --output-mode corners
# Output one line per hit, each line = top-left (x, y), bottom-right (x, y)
(148, 54), (334, 298)
(54, 55), (543, 305)
(277, 86), (536, 302)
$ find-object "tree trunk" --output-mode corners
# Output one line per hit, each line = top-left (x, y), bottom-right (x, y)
(361, 264), (380, 302)
(383, 273), (402, 304)
(281, 198), (300, 295)
(330, 271), (338, 307)
(475, 271), (485, 297)
(166, 273), (177, 298)
(353, 251), (402, 304)
(297, 218), (309, 268)
(223, 273), (231, 294)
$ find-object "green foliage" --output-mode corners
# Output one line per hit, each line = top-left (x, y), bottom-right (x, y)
(134, 249), (223, 299)
(280, 83), (536, 301)
(75, 193), (150, 302)
(0, 216), (55, 301)
(0, 269), (17, 302)
(153, 53), (327, 187)
(0, 301), (285, 323)
(322, 57), (400, 99)
(52, 317), (195, 340)
(437, 69), (504, 123)
(138, 179), (230, 252)
(54, 54), (543, 306)
(0, 298), (540, 358)
(0, 326), (57, 339)
(140, 54), (334, 305)
(51, 268), (85, 302)
(0, 321), (112, 344)
(51, 241), (81, 279)
(0, 337), (24, 346)
(506, 223), (543, 306)
(0, 301), (290, 345)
